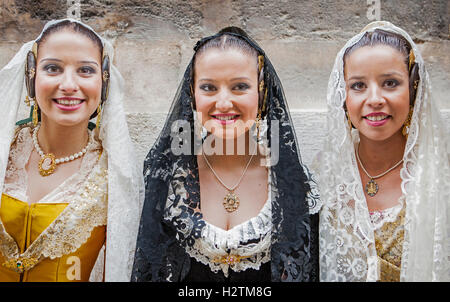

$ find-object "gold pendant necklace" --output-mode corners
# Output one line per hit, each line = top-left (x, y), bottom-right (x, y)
(33, 124), (91, 177)
(202, 145), (256, 213)
(355, 143), (403, 197)
(223, 191), (240, 213)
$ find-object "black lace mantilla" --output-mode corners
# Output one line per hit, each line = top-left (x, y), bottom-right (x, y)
(131, 27), (319, 282)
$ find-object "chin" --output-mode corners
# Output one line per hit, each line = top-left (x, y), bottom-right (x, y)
(50, 116), (88, 128)
(209, 127), (248, 141)
(359, 129), (403, 143)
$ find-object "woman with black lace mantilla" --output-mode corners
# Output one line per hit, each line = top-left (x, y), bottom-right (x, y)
(132, 27), (320, 282)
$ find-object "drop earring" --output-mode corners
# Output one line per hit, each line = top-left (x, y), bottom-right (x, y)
(32, 102), (39, 127)
(96, 104), (102, 129)
(402, 106), (414, 138)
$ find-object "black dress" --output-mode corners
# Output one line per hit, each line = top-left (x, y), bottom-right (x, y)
(131, 27), (320, 282)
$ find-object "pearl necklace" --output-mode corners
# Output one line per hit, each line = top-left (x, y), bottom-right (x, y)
(33, 124), (92, 177)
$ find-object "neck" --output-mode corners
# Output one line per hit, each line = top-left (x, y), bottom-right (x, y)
(202, 132), (259, 169)
(358, 131), (406, 175)
(37, 118), (90, 158)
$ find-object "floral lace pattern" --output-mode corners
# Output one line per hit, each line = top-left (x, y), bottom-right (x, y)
(312, 22), (449, 282)
(164, 169), (273, 277)
(0, 126), (108, 272)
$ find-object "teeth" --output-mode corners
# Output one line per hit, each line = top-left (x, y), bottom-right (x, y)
(56, 99), (82, 106)
(366, 115), (388, 121)
(215, 115), (237, 121)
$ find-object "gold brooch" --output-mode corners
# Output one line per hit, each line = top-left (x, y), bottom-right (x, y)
(213, 254), (249, 265)
(2, 257), (39, 273)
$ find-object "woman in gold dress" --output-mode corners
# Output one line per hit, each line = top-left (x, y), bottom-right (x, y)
(0, 19), (143, 282)
(312, 21), (449, 281)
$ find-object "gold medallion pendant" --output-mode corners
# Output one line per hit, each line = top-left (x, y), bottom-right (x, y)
(366, 179), (379, 197)
(38, 153), (56, 176)
(223, 191), (240, 213)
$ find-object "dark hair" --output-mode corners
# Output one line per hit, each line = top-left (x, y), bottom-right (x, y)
(344, 29), (420, 105)
(194, 27), (258, 60)
(36, 20), (103, 54)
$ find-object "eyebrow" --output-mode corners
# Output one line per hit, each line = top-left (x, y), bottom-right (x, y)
(380, 71), (404, 77)
(197, 77), (252, 82)
(39, 58), (99, 66)
(348, 71), (404, 81)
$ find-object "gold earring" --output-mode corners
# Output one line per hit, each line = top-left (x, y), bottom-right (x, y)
(255, 111), (262, 141)
(96, 104), (102, 129)
(402, 106), (414, 138)
(346, 111), (353, 130)
(32, 103), (39, 127)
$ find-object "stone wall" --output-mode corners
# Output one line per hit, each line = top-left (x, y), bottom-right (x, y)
(1, 0), (449, 165)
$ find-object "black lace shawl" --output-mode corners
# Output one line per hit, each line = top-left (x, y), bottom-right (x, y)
(131, 28), (319, 282)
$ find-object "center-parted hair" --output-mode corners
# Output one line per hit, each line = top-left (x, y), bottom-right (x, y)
(344, 29), (420, 105)
(36, 20), (103, 53)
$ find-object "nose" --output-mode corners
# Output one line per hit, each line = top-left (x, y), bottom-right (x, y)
(215, 89), (233, 111)
(366, 83), (385, 107)
(59, 69), (79, 93)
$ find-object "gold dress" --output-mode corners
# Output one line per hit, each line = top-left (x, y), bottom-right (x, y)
(370, 198), (406, 282)
(0, 127), (108, 282)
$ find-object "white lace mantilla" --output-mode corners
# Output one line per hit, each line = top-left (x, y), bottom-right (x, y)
(312, 21), (450, 281)
(0, 126), (108, 271)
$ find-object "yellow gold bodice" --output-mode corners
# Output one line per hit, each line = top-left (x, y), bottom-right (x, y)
(0, 194), (105, 282)
(373, 205), (405, 282)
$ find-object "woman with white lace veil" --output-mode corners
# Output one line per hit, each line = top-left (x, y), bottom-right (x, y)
(0, 19), (143, 281)
(312, 21), (449, 281)
(132, 26), (320, 282)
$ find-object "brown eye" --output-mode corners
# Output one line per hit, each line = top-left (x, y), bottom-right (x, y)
(199, 84), (216, 92)
(350, 82), (365, 91)
(384, 79), (399, 88)
(79, 66), (96, 75)
(44, 64), (61, 73)
(233, 83), (250, 91)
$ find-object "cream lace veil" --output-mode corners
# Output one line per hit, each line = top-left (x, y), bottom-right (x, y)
(0, 19), (144, 281)
(311, 21), (449, 281)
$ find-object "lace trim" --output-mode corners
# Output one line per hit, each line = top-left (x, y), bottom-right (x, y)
(0, 129), (108, 271)
(369, 196), (405, 231)
(165, 168), (273, 278)
(302, 165), (322, 214)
